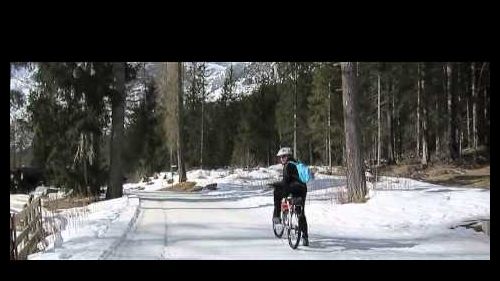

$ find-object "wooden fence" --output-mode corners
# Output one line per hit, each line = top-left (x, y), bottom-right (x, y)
(10, 196), (45, 260)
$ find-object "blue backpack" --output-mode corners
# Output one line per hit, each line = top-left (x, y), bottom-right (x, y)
(289, 161), (313, 184)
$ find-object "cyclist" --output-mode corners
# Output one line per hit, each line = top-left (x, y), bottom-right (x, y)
(269, 147), (309, 246)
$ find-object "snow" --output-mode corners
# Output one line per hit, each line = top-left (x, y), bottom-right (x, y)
(29, 185), (63, 198)
(28, 196), (140, 260)
(10, 62), (258, 130)
(25, 166), (489, 260)
(11, 185), (70, 214)
(196, 62), (258, 102)
(10, 65), (37, 121)
(10, 194), (31, 214)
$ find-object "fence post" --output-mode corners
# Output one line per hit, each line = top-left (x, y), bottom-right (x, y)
(10, 213), (17, 260)
(37, 197), (43, 249)
(12, 196), (47, 259)
(10, 214), (12, 260)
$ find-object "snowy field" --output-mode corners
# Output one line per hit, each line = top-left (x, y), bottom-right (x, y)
(24, 165), (489, 260)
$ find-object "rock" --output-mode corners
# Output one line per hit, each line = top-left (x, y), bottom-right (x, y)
(451, 219), (490, 236)
(483, 220), (490, 236)
(204, 183), (218, 190)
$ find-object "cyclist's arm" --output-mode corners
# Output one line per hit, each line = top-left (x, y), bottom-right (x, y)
(269, 181), (285, 188)
(284, 163), (300, 184)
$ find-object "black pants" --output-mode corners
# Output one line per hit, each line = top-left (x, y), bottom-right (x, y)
(273, 182), (308, 238)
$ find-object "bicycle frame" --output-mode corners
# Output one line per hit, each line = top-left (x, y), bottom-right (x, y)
(276, 195), (303, 249)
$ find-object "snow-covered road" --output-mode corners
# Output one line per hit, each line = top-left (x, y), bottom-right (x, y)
(100, 197), (168, 259)
(100, 189), (291, 260)
(99, 183), (489, 260)
(28, 167), (489, 260)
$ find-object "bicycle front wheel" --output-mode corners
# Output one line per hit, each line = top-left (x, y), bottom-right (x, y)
(273, 211), (286, 238)
(287, 210), (302, 249)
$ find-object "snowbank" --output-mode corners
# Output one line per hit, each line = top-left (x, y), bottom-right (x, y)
(10, 194), (31, 213)
(28, 196), (140, 260)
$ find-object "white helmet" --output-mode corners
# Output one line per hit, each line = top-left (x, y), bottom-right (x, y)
(276, 147), (293, 157)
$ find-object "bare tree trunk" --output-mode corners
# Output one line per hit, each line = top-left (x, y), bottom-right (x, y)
(476, 62), (488, 148)
(447, 63), (459, 161)
(169, 146), (173, 171)
(328, 81), (332, 170)
(293, 64), (297, 159)
(445, 63), (451, 159)
(341, 62), (367, 203)
(373, 135), (376, 166)
(417, 64), (421, 159)
(467, 99), (470, 148)
(397, 110), (402, 162)
(435, 97), (440, 161)
(421, 64), (428, 166)
(456, 65), (462, 159)
(107, 62), (125, 199)
(165, 62), (187, 182)
(484, 87), (489, 148)
(392, 86), (397, 163)
(200, 99), (204, 170)
(422, 114), (428, 166)
(442, 63), (450, 158)
(386, 77), (394, 164)
(175, 62), (187, 182)
(377, 73), (381, 166)
(324, 126), (328, 166)
(483, 86), (487, 129)
(324, 125), (327, 165)
(472, 62), (478, 150)
(460, 131), (463, 157)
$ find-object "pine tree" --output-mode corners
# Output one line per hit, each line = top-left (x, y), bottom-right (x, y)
(107, 62), (126, 199)
(215, 64), (239, 166)
(308, 63), (332, 165)
(27, 63), (113, 195)
(162, 62), (188, 182)
(199, 62), (209, 170)
(341, 62), (367, 202)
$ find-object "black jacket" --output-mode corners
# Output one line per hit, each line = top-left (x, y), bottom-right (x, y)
(282, 158), (305, 187)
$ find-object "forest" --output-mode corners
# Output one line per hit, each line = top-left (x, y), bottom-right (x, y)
(10, 62), (490, 201)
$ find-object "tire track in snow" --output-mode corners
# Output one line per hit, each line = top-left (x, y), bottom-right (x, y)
(99, 200), (142, 260)
(160, 211), (168, 259)
(101, 197), (168, 260)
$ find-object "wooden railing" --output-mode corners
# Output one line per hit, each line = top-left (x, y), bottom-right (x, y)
(10, 196), (45, 260)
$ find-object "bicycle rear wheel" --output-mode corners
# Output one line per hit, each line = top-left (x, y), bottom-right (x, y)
(287, 210), (302, 249)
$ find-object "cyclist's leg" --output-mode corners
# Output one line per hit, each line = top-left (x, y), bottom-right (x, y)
(290, 183), (309, 239)
(273, 182), (285, 219)
(297, 184), (309, 245)
(300, 190), (308, 238)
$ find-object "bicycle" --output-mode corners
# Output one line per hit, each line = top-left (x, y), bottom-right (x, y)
(272, 195), (303, 249)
